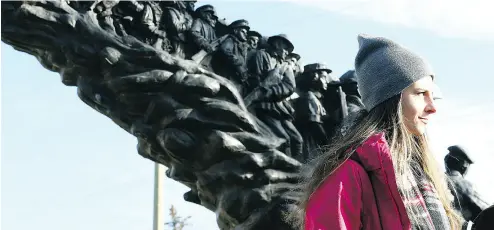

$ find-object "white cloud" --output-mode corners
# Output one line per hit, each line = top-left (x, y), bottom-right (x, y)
(285, 0), (494, 42)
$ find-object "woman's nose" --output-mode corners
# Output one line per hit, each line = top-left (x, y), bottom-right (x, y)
(426, 96), (437, 114)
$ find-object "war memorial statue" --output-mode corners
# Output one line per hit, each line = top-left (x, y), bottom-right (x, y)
(1, 1), (491, 229)
(444, 146), (490, 222)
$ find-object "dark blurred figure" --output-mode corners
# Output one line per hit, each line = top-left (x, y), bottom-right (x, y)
(245, 34), (303, 158)
(246, 32), (265, 68)
(286, 52), (302, 78)
(257, 36), (269, 50)
(247, 30), (262, 50)
(293, 63), (329, 162)
(338, 70), (365, 136)
(319, 67), (347, 141)
(339, 70), (364, 114)
(161, 0), (196, 58)
(212, 19), (250, 94)
(472, 205), (494, 230)
(445, 145), (490, 222)
(189, 4), (218, 54)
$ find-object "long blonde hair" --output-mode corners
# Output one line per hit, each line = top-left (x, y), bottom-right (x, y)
(286, 95), (462, 229)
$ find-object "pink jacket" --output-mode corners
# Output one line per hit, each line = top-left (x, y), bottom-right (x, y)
(305, 133), (412, 230)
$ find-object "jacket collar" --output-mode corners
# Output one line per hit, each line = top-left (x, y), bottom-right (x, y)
(350, 132), (412, 229)
(350, 132), (390, 172)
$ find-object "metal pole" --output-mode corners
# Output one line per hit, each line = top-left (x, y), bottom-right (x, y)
(153, 163), (164, 230)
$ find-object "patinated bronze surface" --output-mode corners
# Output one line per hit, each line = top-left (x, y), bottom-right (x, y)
(1, 1), (365, 229)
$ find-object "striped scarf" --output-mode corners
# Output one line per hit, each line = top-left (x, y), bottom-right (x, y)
(400, 164), (451, 230)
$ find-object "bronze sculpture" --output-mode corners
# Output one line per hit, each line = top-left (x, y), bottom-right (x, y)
(445, 145), (490, 222)
(1, 1), (368, 229)
(211, 19), (250, 94)
(293, 63), (330, 162)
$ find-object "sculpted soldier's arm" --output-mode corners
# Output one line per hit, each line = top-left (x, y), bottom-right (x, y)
(190, 20), (212, 51)
(464, 181), (491, 220)
(220, 38), (244, 67)
(241, 51), (267, 98)
(298, 94), (328, 142)
(304, 94), (324, 123)
(220, 38), (247, 78)
(129, 0), (144, 12)
(166, 8), (186, 34)
(264, 66), (296, 101)
(141, 5), (166, 38)
(247, 51), (269, 85)
(253, 51), (269, 77)
(308, 96), (328, 143)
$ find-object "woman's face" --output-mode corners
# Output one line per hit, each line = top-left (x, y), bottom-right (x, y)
(401, 76), (437, 135)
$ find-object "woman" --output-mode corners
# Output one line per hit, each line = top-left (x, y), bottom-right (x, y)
(291, 34), (463, 229)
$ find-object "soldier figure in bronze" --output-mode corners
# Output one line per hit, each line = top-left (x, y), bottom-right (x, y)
(93, 0), (120, 33)
(320, 66), (348, 141)
(293, 63), (329, 162)
(445, 145), (490, 222)
(339, 70), (364, 114)
(111, 0), (145, 37)
(245, 34), (303, 158)
(138, 1), (171, 51)
(247, 30), (262, 50)
(212, 19), (250, 94)
(338, 70), (365, 136)
(161, 0), (196, 58)
(189, 4), (218, 55)
(286, 52), (303, 78)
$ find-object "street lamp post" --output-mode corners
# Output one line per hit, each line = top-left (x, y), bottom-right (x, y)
(153, 163), (165, 230)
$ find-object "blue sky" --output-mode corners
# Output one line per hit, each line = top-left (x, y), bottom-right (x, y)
(2, 1), (493, 230)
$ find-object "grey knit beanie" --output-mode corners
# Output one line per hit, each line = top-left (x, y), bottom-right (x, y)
(355, 34), (434, 111)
